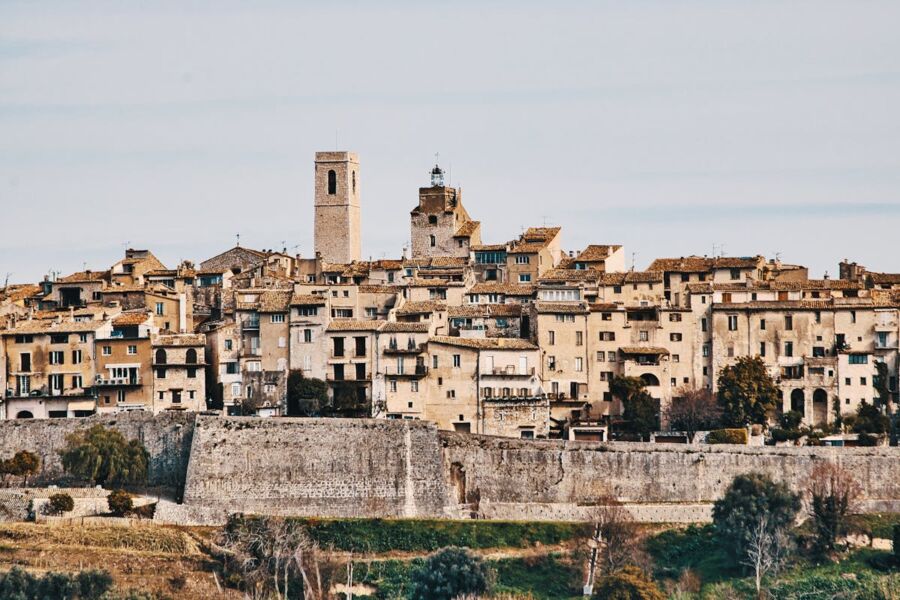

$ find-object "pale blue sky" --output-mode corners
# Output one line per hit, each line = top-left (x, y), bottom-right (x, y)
(2, 0), (899, 282)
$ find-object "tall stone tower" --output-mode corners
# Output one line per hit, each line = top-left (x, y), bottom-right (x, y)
(410, 164), (481, 259)
(314, 151), (361, 264)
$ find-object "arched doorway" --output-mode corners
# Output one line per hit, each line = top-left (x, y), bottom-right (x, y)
(16, 411), (33, 419)
(812, 389), (828, 425)
(790, 389), (805, 414)
(640, 373), (660, 387)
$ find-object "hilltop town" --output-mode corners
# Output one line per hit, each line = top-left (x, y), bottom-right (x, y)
(1, 151), (898, 443)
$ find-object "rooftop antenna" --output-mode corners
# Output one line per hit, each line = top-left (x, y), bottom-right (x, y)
(448, 160), (452, 187)
(3, 273), (10, 288)
(236, 233), (241, 247)
(631, 252), (637, 271)
(541, 215), (550, 227)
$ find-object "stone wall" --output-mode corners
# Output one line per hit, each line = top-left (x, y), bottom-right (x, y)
(440, 433), (900, 519)
(0, 412), (194, 492)
(181, 416), (447, 518)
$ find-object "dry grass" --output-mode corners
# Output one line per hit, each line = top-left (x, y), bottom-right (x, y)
(0, 523), (195, 554)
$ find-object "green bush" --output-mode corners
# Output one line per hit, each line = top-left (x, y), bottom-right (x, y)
(780, 410), (804, 431)
(107, 489), (133, 516)
(409, 547), (493, 600)
(770, 427), (803, 442)
(0, 567), (113, 600)
(60, 425), (149, 487)
(44, 492), (75, 516)
(646, 524), (735, 583)
(894, 523), (900, 561)
(295, 518), (588, 553)
(706, 428), (748, 444)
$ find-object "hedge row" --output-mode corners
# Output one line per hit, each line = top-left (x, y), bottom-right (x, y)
(292, 518), (590, 553)
(706, 428), (748, 444)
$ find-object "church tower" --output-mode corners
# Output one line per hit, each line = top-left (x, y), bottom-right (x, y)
(314, 151), (361, 264)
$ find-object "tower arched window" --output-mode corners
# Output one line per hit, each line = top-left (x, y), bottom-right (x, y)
(352, 171), (356, 194)
(327, 170), (337, 195)
(155, 349), (167, 364)
(186, 348), (198, 364)
(428, 215), (438, 225)
(430, 235), (436, 247)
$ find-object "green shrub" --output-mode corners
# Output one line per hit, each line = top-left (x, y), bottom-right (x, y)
(706, 428), (748, 444)
(44, 492), (75, 516)
(894, 523), (900, 561)
(60, 425), (149, 487)
(780, 410), (804, 430)
(0, 567), (113, 600)
(646, 524), (735, 583)
(107, 489), (133, 516)
(409, 547), (493, 600)
(769, 427), (802, 443)
(593, 566), (665, 600)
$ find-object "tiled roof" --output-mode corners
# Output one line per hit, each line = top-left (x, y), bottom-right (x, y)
(647, 256), (762, 272)
(3, 319), (105, 335)
(689, 280), (862, 292)
(471, 244), (507, 252)
(535, 301), (589, 315)
(290, 294), (327, 306)
(406, 278), (465, 287)
(57, 270), (108, 283)
(539, 269), (601, 283)
(395, 301), (447, 315)
(449, 304), (523, 318)
(597, 271), (664, 285)
(870, 272), (900, 285)
(0, 284), (42, 303)
(469, 283), (536, 295)
(380, 322), (429, 333)
(113, 312), (151, 326)
(713, 300), (835, 311)
(369, 259), (403, 270)
(454, 220), (480, 237)
(153, 333), (206, 346)
(522, 227), (560, 241)
(620, 346), (670, 355)
(575, 244), (621, 262)
(589, 303), (621, 312)
(358, 285), (401, 294)
(430, 335), (538, 350)
(430, 257), (469, 268)
(258, 290), (292, 313)
(326, 319), (383, 332)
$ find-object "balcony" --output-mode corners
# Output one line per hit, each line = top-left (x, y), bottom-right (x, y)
(383, 343), (425, 355)
(381, 365), (428, 378)
(326, 373), (371, 383)
(482, 366), (536, 377)
(241, 317), (260, 330)
(94, 374), (141, 387)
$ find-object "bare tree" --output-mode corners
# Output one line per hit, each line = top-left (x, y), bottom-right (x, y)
(806, 462), (862, 554)
(741, 513), (791, 598)
(584, 497), (647, 594)
(665, 386), (722, 442)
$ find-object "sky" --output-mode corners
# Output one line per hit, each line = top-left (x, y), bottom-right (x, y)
(1, 0), (899, 283)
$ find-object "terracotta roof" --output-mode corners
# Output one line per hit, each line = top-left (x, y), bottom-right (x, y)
(589, 303), (621, 312)
(57, 270), (108, 284)
(522, 227), (560, 241)
(471, 244), (507, 252)
(870, 272), (900, 285)
(406, 278), (465, 287)
(597, 271), (664, 285)
(535, 301), (589, 315)
(648, 256), (762, 273)
(430, 335), (538, 350)
(575, 245), (621, 262)
(258, 290), (292, 313)
(539, 269), (600, 283)
(449, 304), (523, 318)
(620, 346), (669, 355)
(713, 300), (835, 311)
(358, 285), (401, 294)
(369, 259), (403, 270)
(395, 301), (447, 315)
(691, 280), (862, 292)
(153, 333), (205, 346)
(326, 319), (383, 332)
(0, 284), (42, 303)
(380, 322), (429, 333)
(3, 319), (106, 335)
(454, 220), (480, 237)
(290, 294), (327, 306)
(430, 257), (469, 268)
(469, 283), (536, 296)
(112, 312), (151, 326)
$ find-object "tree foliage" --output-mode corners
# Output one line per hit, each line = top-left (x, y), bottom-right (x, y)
(712, 472), (801, 564)
(107, 489), (133, 516)
(0, 566), (113, 600)
(593, 566), (665, 600)
(665, 387), (722, 442)
(611, 376), (659, 441)
(0, 450), (40, 486)
(852, 400), (889, 435)
(44, 492), (75, 516)
(806, 462), (861, 555)
(286, 371), (328, 417)
(59, 425), (149, 487)
(716, 356), (779, 427)
(409, 546), (494, 600)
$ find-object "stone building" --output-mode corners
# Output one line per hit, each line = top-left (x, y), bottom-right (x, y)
(324, 320), (380, 416)
(95, 311), (154, 413)
(410, 165), (481, 259)
(203, 321), (241, 413)
(507, 227), (563, 284)
(314, 151), (361, 265)
(376, 322), (431, 419)
(151, 334), (205, 413)
(288, 294), (329, 381)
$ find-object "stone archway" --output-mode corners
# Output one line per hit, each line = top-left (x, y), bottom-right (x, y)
(790, 388), (805, 414)
(640, 373), (660, 387)
(15, 411), (33, 419)
(812, 388), (828, 425)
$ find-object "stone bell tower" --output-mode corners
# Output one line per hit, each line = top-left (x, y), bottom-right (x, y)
(314, 151), (360, 264)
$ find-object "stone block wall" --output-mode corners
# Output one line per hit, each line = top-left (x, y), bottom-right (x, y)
(181, 416), (447, 518)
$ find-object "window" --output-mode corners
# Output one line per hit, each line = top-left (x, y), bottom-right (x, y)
(102, 345), (112, 356)
(848, 354), (868, 365)
(672, 354), (680, 363)
(447, 390), (456, 399)
(303, 329), (313, 343)
(79, 333), (88, 343)
(50, 333), (69, 344)
(701, 318), (708, 332)
(14, 335), (33, 344)
(760, 342), (766, 357)
(432, 355), (438, 368)
(352, 170), (356, 193)
(186, 348), (198, 363)
(669, 313), (682, 322)
(812, 346), (825, 358)
(297, 306), (318, 317)
(187, 368), (197, 379)
(327, 169), (336, 194)
(574, 357), (583, 372)
(71, 350), (82, 364)
(845, 378), (852, 386)
(71, 375), (82, 389)
(727, 345), (734, 358)
(225, 339), (233, 351)
(670, 333), (682, 342)
(156, 302), (165, 316)
(389, 379), (397, 392)
(860, 377), (867, 385)
(156, 368), (166, 379)
(430, 235), (436, 247)
(785, 315), (793, 330)
(613, 285), (622, 294)
(225, 362), (238, 374)
(453, 354), (461, 368)
(515, 255), (530, 264)
(50, 374), (63, 392)
(851, 311), (857, 324)
(548, 331), (555, 345)
(411, 380), (419, 392)
(271, 314), (285, 323)
(599, 332), (615, 341)
(575, 331), (583, 346)
(727, 315), (738, 331)
(760, 319), (766, 330)
(602, 312), (612, 321)
(155, 349), (167, 364)
(428, 215), (438, 225)
(519, 274), (531, 282)
(730, 268), (740, 280)
(639, 330), (648, 342)
(333, 337), (345, 357)
(702, 344), (710, 357)
(785, 341), (793, 357)
(49, 351), (64, 365)
(596, 351), (605, 362)
(231, 383), (241, 397)
(815, 311), (821, 324)
(547, 356), (556, 371)
(608, 353), (616, 362)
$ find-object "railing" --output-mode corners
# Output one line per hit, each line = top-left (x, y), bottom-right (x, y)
(326, 372), (371, 382)
(484, 366), (535, 376)
(383, 343), (425, 354)
(94, 375), (141, 386)
(241, 317), (260, 330)
(382, 365), (428, 378)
